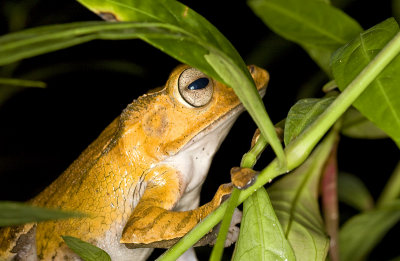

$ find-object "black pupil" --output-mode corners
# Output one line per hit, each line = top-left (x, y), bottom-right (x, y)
(188, 77), (209, 90)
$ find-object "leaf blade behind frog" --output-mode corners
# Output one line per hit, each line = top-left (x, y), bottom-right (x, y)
(248, 0), (363, 73)
(267, 129), (338, 260)
(284, 96), (335, 146)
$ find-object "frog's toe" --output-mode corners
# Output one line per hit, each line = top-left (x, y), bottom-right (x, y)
(230, 167), (258, 190)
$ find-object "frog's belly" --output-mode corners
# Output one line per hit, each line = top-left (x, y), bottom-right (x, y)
(34, 222), (153, 261)
(94, 223), (153, 261)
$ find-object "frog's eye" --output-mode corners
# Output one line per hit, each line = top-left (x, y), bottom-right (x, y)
(178, 68), (213, 107)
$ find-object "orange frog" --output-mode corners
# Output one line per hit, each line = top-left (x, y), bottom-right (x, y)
(0, 64), (269, 261)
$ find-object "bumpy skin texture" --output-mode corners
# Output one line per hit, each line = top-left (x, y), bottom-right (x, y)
(0, 65), (269, 261)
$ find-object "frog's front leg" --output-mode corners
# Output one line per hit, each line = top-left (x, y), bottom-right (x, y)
(121, 164), (232, 248)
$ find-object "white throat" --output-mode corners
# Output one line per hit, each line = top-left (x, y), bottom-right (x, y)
(161, 105), (243, 209)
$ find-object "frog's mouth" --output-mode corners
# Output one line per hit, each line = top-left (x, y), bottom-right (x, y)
(184, 85), (267, 150)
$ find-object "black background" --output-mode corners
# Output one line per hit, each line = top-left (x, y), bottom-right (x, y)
(0, 0), (399, 260)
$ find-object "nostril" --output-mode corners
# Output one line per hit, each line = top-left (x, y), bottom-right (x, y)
(248, 65), (255, 74)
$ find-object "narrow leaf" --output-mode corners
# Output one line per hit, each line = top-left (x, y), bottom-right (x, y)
(248, 0), (362, 72)
(338, 172), (374, 211)
(0, 12), (285, 162)
(268, 130), (337, 260)
(0, 22), (149, 66)
(339, 200), (400, 261)
(0, 77), (46, 88)
(341, 107), (388, 139)
(0, 201), (83, 227)
(62, 236), (111, 261)
(331, 18), (400, 147)
(232, 187), (295, 261)
(284, 96), (335, 146)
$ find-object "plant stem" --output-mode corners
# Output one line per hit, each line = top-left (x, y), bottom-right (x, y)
(210, 132), (268, 261)
(285, 31), (400, 169)
(209, 188), (240, 261)
(157, 31), (400, 261)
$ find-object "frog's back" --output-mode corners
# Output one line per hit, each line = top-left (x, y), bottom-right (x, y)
(0, 101), (157, 260)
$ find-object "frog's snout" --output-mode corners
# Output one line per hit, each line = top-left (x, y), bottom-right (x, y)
(247, 65), (269, 94)
(248, 65), (256, 74)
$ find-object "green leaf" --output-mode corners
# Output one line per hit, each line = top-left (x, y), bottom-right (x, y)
(267, 130), (337, 260)
(338, 172), (374, 211)
(77, 0), (285, 163)
(0, 22), (146, 66)
(62, 236), (111, 261)
(331, 18), (400, 147)
(0, 77), (46, 88)
(339, 200), (400, 261)
(232, 187), (295, 261)
(0, 0), (285, 164)
(211, 134), (270, 261)
(248, 0), (362, 73)
(341, 107), (388, 139)
(0, 201), (84, 227)
(284, 96), (336, 146)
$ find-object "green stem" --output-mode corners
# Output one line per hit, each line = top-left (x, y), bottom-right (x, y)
(209, 188), (240, 261)
(210, 133), (269, 261)
(285, 31), (400, 169)
(157, 31), (400, 261)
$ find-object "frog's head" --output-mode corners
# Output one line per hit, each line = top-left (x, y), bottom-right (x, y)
(122, 65), (268, 182)
(158, 64), (269, 154)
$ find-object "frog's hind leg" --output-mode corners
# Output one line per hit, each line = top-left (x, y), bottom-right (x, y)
(0, 223), (37, 261)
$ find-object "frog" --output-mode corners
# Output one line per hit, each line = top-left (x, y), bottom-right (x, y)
(0, 64), (269, 261)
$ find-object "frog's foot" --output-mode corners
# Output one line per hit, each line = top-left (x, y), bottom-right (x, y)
(194, 208), (242, 247)
(231, 167), (259, 190)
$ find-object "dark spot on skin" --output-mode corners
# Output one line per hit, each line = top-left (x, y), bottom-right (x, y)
(11, 226), (36, 253)
(249, 65), (255, 74)
(97, 12), (119, 22)
(11, 225), (37, 261)
(143, 107), (168, 137)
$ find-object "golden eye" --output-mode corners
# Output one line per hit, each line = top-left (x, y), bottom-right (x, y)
(178, 68), (213, 107)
